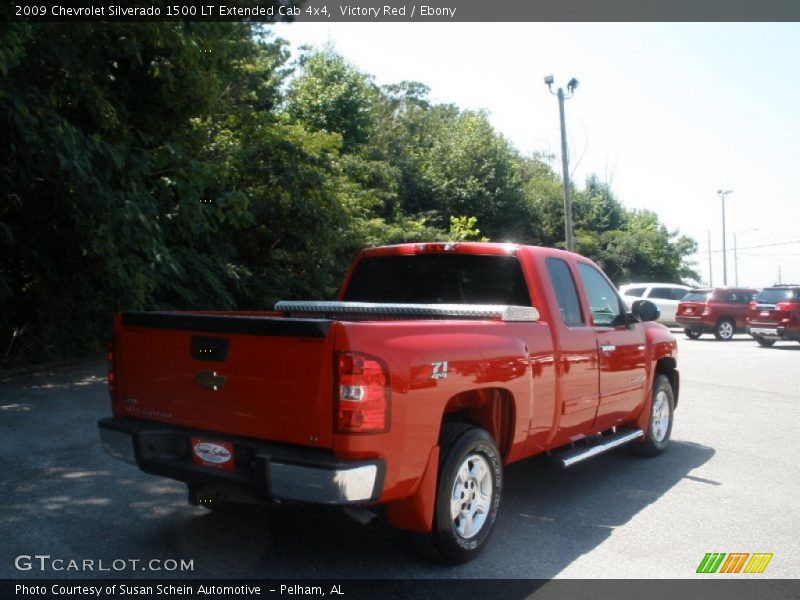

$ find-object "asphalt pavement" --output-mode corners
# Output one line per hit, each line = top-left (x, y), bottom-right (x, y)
(1, 331), (798, 579)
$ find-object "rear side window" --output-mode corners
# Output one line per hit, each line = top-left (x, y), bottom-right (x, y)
(672, 288), (689, 301)
(683, 291), (711, 302)
(649, 287), (677, 300)
(343, 254), (532, 306)
(755, 288), (800, 303)
(728, 292), (753, 304)
(545, 258), (584, 327)
(624, 287), (646, 297)
(715, 291), (734, 303)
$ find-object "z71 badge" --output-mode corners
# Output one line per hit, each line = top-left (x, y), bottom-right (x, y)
(431, 361), (449, 380)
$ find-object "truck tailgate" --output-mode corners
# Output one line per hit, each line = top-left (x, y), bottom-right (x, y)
(113, 312), (336, 449)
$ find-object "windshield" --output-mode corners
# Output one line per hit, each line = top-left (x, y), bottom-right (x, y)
(343, 254), (532, 306)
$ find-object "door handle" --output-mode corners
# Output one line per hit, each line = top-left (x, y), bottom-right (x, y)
(600, 344), (616, 352)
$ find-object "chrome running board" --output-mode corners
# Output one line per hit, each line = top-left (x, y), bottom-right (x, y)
(552, 429), (644, 468)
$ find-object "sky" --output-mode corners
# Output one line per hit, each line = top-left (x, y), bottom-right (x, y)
(271, 22), (800, 287)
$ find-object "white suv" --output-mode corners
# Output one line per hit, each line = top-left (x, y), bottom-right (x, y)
(618, 283), (691, 326)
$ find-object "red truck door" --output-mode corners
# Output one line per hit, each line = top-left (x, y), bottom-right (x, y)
(575, 262), (647, 431)
(543, 257), (600, 444)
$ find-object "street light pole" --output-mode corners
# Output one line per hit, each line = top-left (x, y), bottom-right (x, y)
(717, 189), (732, 285)
(545, 75), (579, 252)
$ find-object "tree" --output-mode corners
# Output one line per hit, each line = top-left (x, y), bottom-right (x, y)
(285, 47), (376, 152)
(0, 30), (699, 367)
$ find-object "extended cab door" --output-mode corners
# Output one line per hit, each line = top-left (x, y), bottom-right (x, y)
(575, 262), (648, 431)
(543, 257), (600, 445)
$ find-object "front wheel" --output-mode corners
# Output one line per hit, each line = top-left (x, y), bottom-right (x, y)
(630, 374), (674, 457)
(755, 336), (776, 347)
(408, 424), (503, 564)
(714, 318), (736, 340)
(684, 328), (702, 340)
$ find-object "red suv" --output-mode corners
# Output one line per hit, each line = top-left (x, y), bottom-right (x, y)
(676, 287), (757, 340)
(747, 286), (800, 347)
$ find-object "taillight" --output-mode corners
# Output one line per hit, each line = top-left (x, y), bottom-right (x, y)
(702, 304), (711, 316)
(107, 338), (118, 403)
(749, 301), (758, 310)
(336, 352), (390, 434)
(415, 242), (457, 253)
(777, 302), (799, 312)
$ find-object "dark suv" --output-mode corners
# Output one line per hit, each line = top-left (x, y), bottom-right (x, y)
(747, 286), (800, 347)
(676, 287), (757, 340)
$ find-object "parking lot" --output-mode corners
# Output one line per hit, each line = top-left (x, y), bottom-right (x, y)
(1, 332), (798, 579)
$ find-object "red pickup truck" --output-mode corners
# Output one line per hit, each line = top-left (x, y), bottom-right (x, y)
(99, 243), (679, 563)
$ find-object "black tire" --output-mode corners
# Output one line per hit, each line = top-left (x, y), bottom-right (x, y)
(630, 375), (674, 457)
(684, 329), (702, 340)
(408, 424), (503, 564)
(754, 337), (776, 347)
(713, 318), (736, 341)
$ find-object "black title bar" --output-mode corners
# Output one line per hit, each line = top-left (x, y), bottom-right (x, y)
(6, 0), (800, 22)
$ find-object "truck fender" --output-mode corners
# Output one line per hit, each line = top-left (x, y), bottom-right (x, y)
(386, 444), (440, 532)
(636, 325), (678, 431)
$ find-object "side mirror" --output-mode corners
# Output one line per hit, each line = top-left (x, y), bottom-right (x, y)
(631, 299), (660, 323)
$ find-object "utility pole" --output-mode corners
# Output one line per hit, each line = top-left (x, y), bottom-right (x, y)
(707, 230), (713, 287)
(545, 75), (579, 252)
(717, 189), (732, 285)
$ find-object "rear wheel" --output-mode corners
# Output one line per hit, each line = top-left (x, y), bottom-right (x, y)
(630, 375), (674, 457)
(754, 337), (776, 347)
(684, 329), (702, 340)
(408, 424), (503, 564)
(713, 318), (735, 341)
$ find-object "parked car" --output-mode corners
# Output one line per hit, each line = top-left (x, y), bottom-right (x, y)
(676, 287), (757, 340)
(619, 283), (691, 326)
(747, 285), (800, 347)
(98, 242), (679, 564)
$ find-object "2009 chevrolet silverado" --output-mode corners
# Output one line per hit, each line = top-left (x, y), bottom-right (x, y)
(98, 242), (679, 563)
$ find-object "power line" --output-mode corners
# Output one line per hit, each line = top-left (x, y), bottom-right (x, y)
(693, 238), (800, 255)
(739, 252), (800, 256)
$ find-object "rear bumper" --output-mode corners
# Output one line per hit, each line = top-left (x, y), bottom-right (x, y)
(98, 417), (384, 505)
(676, 315), (710, 331)
(747, 325), (800, 341)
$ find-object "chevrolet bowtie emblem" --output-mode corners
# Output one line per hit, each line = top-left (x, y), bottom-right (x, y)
(193, 371), (227, 391)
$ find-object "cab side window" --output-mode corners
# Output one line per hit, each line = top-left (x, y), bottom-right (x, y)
(577, 263), (624, 327)
(546, 258), (585, 327)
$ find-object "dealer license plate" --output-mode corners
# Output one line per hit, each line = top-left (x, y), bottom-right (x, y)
(190, 437), (235, 471)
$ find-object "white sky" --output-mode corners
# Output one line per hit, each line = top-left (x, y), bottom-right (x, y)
(272, 22), (800, 287)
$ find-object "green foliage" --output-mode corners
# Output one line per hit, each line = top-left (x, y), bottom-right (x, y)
(285, 47), (376, 152)
(448, 216), (488, 242)
(0, 29), (697, 367)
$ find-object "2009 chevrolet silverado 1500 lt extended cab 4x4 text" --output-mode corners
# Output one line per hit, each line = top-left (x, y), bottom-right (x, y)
(98, 242), (679, 563)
